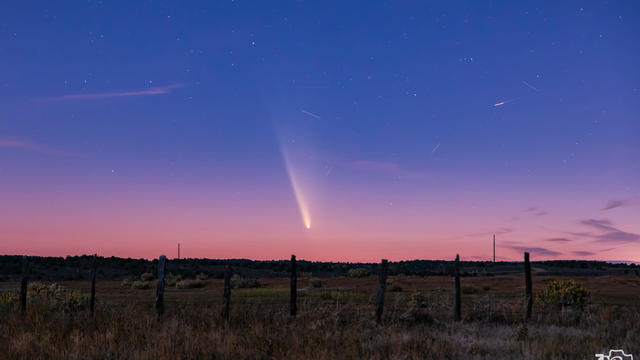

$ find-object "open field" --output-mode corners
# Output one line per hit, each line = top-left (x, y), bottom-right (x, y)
(1, 274), (639, 359)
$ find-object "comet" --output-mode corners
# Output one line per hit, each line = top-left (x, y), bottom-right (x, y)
(280, 142), (312, 229)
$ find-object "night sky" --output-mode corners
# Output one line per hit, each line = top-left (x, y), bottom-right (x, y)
(1, 1), (638, 262)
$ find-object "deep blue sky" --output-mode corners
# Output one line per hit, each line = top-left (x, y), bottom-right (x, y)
(1, 1), (638, 261)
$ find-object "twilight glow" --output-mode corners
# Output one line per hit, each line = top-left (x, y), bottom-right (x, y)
(0, 1), (638, 262)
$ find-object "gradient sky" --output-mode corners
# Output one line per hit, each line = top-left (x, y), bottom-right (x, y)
(1, 1), (638, 262)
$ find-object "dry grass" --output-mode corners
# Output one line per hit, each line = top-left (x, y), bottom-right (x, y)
(0, 275), (639, 359)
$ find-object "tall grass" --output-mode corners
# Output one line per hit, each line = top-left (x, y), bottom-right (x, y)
(0, 281), (638, 359)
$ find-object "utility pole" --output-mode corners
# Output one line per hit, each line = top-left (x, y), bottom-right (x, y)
(493, 234), (495, 263)
(178, 243), (180, 260)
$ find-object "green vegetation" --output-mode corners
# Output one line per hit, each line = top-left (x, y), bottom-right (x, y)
(176, 279), (206, 289)
(140, 272), (154, 281)
(231, 274), (261, 289)
(0, 255), (636, 282)
(537, 280), (590, 309)
(0, 276), (637, 358)
(347, 268), (370, 278)
(131, 280), (151, 290)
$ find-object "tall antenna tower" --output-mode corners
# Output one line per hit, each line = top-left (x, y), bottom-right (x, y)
(178, 243), (180, 260)
(493, 234), (495, 263)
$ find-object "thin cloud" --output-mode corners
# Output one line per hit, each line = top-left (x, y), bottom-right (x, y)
(0, 138), (79, 157)
(505, 245), (562, 257)
(544, 237), (572, 242)
(523, 206), (548, 216)
(578, 218), (640, 244)
(347, 160), (430, 179)
(581, 219), (618, 232)
(601, 198), (633, 211)
(36, 84), (183, 102)
(572, 251), (595, 257)
(465, 228), (513, 238)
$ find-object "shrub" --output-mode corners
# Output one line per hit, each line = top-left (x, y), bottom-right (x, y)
(140, 272), (154, 281)
(196, 272), (208, 280)
(231, 274), (261, 289)
(131, 280), (151, 290)
(1, 282), (89, 313)
(410, 292), (429, 308)
(176, 279), (206, 289)
(121, 278), (133, 288)
(536, 280), (589, 309)
(310, 279), (322, 288)
(165, 273), (182, 287)
(347, 268), (370, 278)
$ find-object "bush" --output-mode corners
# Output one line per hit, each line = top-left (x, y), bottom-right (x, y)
(131, 280), (151, 290)
(176, 279), (206, 289)
(310, 279), (322, 288)
(231, 274), (261, 289)
(196, 272), (208, 280)
(537, 280), (589, 309)
(0, 282), (89, 313)
(347, 268), (370, 278)
(121, 278), (133, 288)
(140, 272), (154, 281)
(165, 273), (182, 287)
(410, 292), (429, 308)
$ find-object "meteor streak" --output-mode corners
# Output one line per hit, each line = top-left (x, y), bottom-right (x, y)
(493, 99), (514, 107)
(301, 109), (322, 119)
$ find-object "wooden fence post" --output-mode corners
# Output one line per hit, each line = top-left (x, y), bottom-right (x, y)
(290, 254), (297, 317)
(90, 254), (97, 314)
(524, 252), (532, 321)
(222, 264), (231, 320)
(375, 259), (388, 324)
(155, 255), (166, 317)
(454, 254), (461, 321)
(20, 256), (28, 315)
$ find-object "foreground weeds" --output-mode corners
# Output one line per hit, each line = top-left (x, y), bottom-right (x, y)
(0, 281), (638, 359)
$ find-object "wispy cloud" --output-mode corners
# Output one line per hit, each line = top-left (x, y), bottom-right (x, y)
(36, 84), (183, 102)
(347, 160), (430, 179)
(523, 206), (548, 216)
(544, 237), (573, 242)
(0, 138), (78, 156)
(572, 250), (595, 257)
(577, 218), (640, 244)
(601, 198), (634, 211)
(466, 228), (513, 238)
(505, 244), (562, 257)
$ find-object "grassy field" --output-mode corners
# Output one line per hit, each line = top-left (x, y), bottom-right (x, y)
(1, 274), (639, 359)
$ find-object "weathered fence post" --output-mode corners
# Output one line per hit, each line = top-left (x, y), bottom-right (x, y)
(222, 263), (231, 320)
(454, 254), (461, 321)
(524, 252), (532, 321)
(155, 255), (167, 318)
(375, 259), (388, 324)
(90, 254), (97, 314)
(290, 254), (297, 317)
(20, 256), (28, 315)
